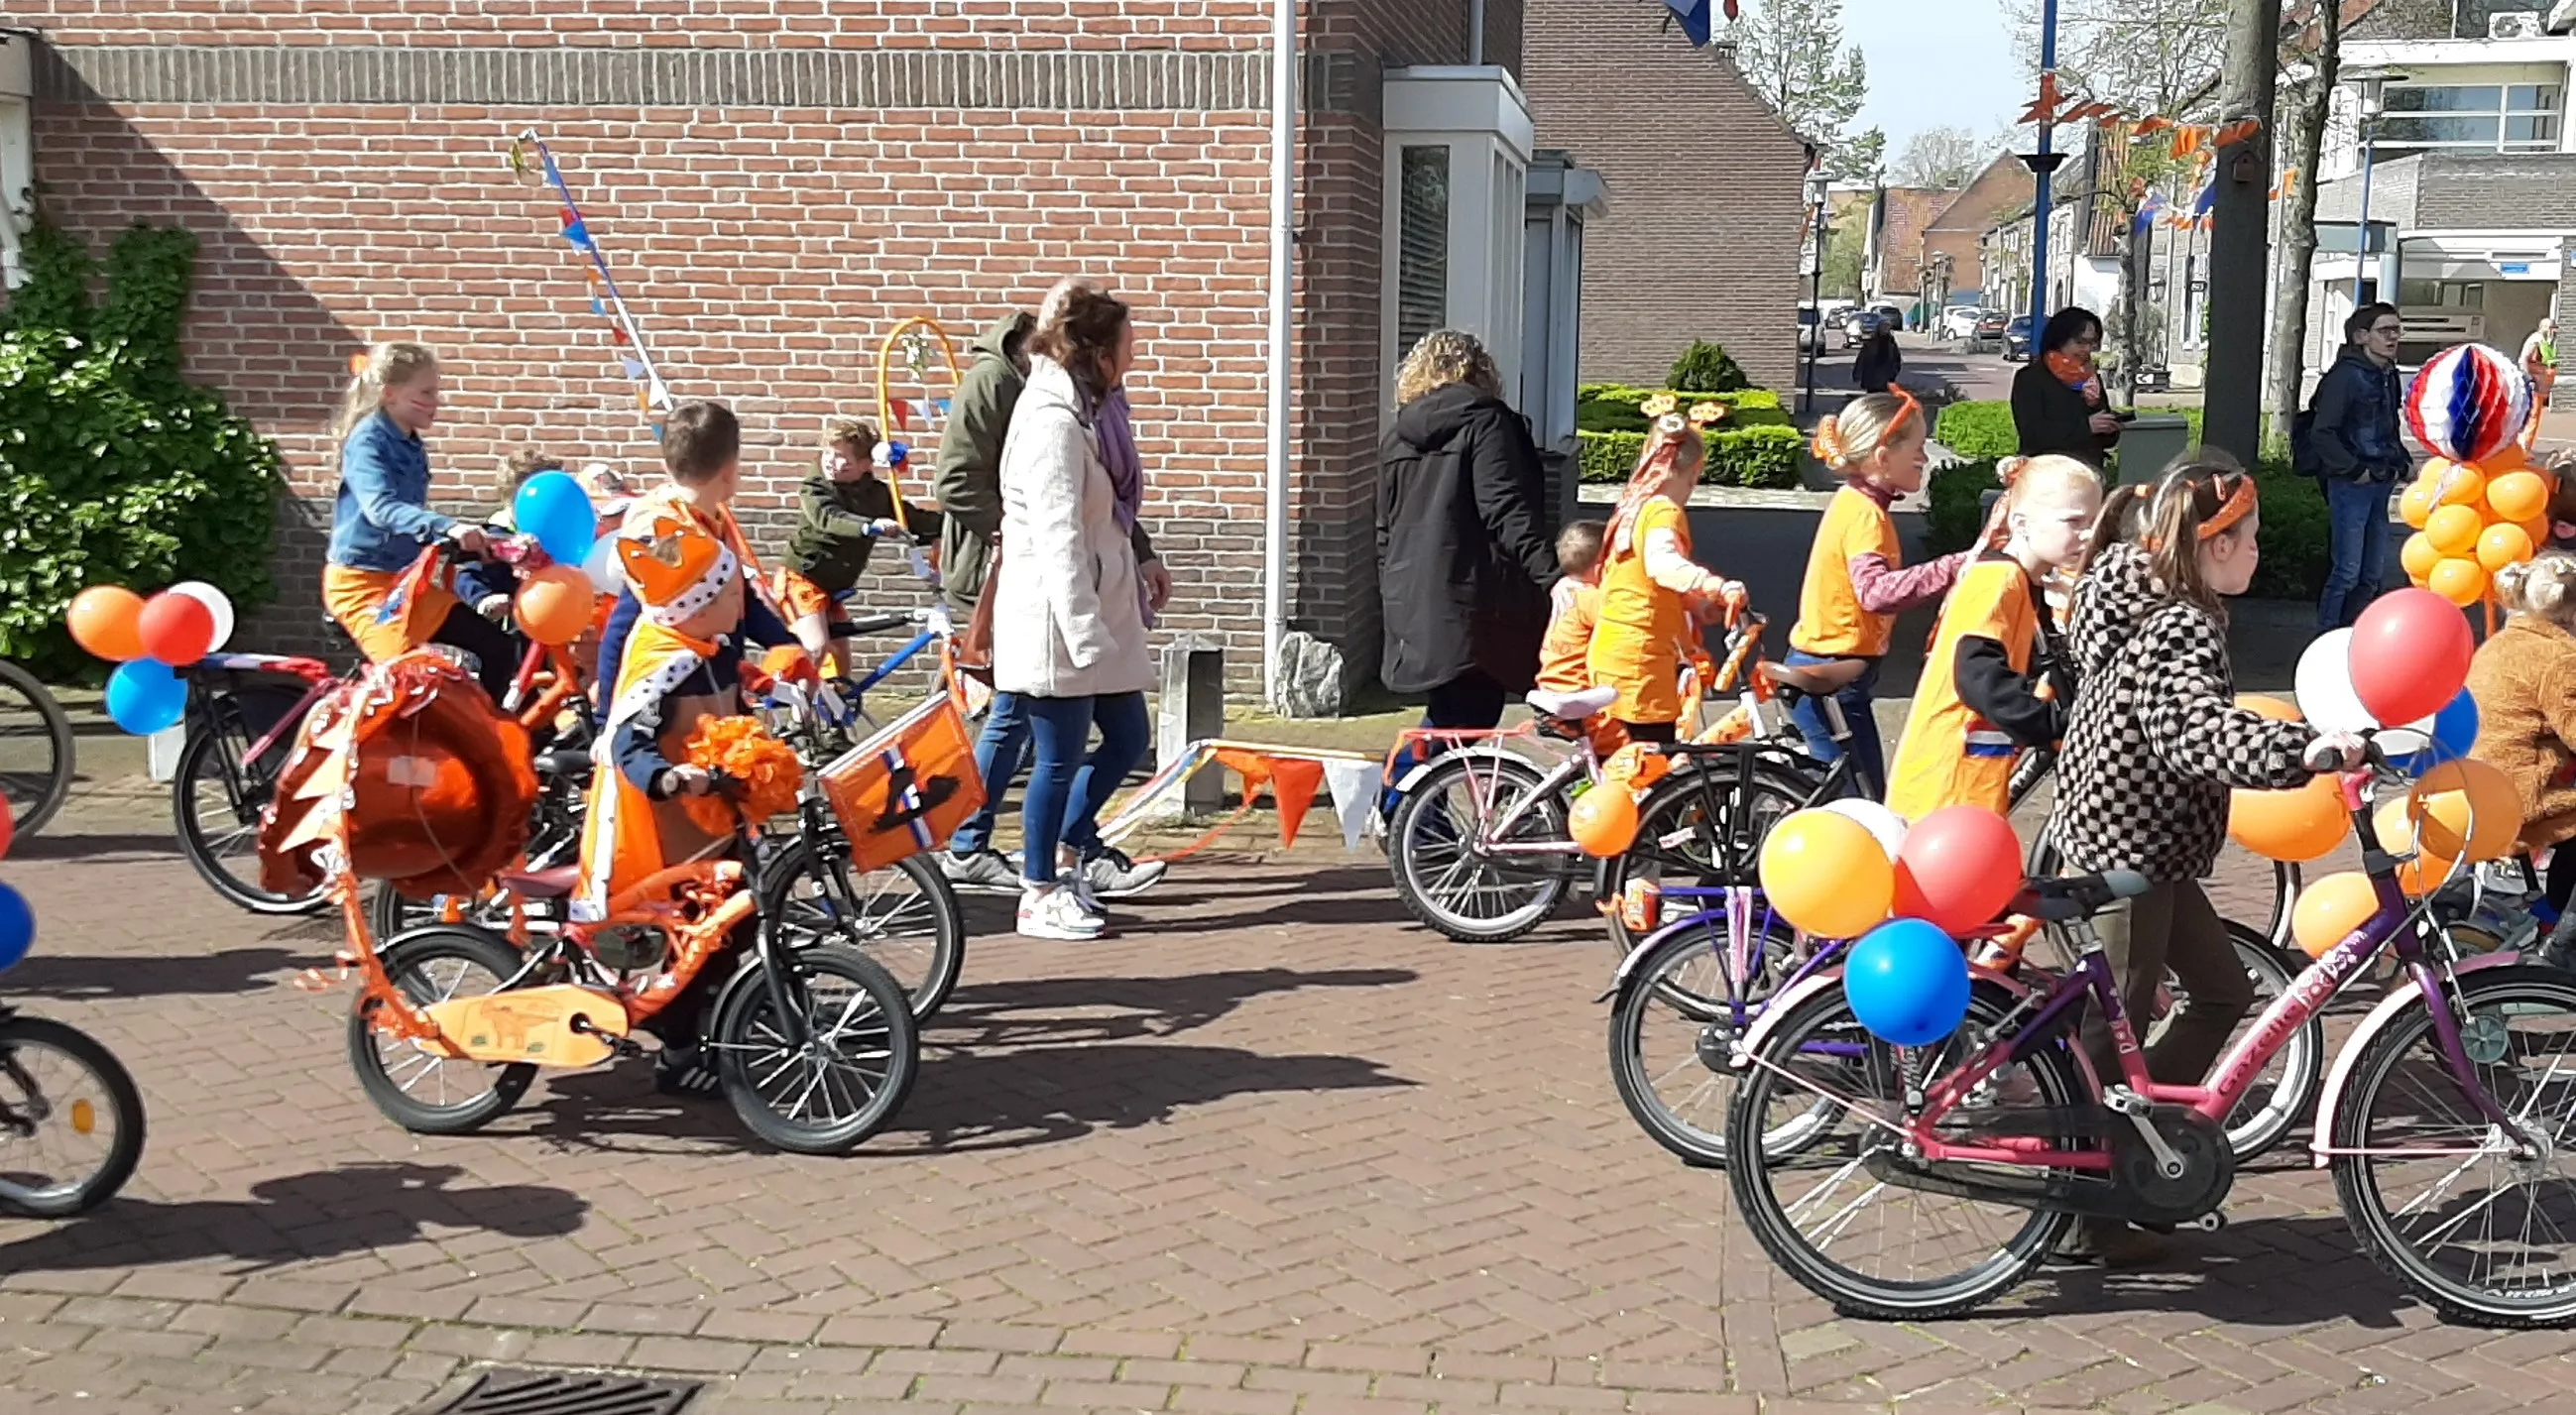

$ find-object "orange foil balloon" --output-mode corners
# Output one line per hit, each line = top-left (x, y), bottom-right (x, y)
(2400, 531), (2442, 586)
(2488, 469), (2551, 524)
(2478, 521), (2535, 573)
(2227, 772), (2350, 864)
(2399, 479), (2438, 531)
(514, 564), (596, 648)
(2425, 504), (2484, 556)
(2291, 871), (2381, 960)
(2429, 557), (2489, 607)
(66, 586), (148, 662)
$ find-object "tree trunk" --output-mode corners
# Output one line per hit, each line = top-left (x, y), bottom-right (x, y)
(2118, 218), (2152, 404)
(2267, 13), (2340, 445)
(2202, 0), (2283, 464)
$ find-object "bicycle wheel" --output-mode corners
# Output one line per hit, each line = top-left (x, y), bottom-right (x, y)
(0, 661), (73, 840)
(1600, 755), (1819, 953)
(2143, 924), (2322, 1164)
(173, 694), (327, 915)
(346, 927), (538, 1135)
(1387, 753), (1574, 943)
(0, 1014), (145, 1217)
(2333, 967), (2576, 1327)
(710, 942), (918, 1155)
(1609, 904), (1831, 1167)
(1728, 982), (2083, 1320)
(758, 839), (965, 1022)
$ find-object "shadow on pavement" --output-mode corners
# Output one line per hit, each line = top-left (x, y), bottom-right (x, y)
(1117, 866), (1482, 935)
(2015, 1214), (2414, 1329)
(0, 1162), (588, 1274)
(6, 833), (183, 863)
(1, 947), (310, 999)
(879, 1042), (1416, 1155)
(926, 967), (1419, 1047)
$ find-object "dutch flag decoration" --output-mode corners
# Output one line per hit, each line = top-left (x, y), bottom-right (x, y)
(2405, 343), (2535, 465)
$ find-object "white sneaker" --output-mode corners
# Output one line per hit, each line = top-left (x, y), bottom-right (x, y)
(1016, 883), (1106, 941)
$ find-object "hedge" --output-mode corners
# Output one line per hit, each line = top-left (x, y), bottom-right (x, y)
(1578, 426), (1804, 490)
(1576, 385), (1793, 434)
(1933, 398), (2213, 478)
(1924, 456), (2328, 602)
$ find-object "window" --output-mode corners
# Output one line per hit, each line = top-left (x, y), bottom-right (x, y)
(1395, 146), (1450, 362)
(2378, 82), (2562, 154)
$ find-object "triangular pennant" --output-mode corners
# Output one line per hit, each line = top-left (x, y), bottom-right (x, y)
(1321, 761), (1379, 851)
(1269, 759), (1326, 851)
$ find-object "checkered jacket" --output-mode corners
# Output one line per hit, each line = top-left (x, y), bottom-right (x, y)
(2052, 543), (2317, 882)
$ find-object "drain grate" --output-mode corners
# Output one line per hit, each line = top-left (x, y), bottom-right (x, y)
(416, 1368), (704, 1415)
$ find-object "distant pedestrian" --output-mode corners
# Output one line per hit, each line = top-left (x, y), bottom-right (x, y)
(2304, 301), (2408, 630)
(1853, 327), (1903, 395)
(2523, 317), (2559, 451)
(2011, 307), (2121, 470)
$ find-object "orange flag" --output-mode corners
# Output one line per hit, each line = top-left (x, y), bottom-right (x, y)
(1214, 749), (1328, 850)
(2215, 118), (2265, 148)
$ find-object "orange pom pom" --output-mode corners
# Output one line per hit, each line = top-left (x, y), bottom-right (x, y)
(678, 715), (804, 834)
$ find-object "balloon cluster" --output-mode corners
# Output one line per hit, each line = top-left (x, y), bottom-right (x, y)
(512, 470), (614, 647)
(67, 581), (238, 736)
(1756, 801), (2024, 1046)
(2397, 343), (2551, 608)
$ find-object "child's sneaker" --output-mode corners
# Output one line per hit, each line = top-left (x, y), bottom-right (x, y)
(939, 848), (1020, 895)
(1079, 847), (1168, 900)
(1017, 883), (1106, 941)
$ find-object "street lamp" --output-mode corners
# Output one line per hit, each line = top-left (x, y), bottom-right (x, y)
(2346, 66), (2410, 304)
(1802, 167), (1827, 415)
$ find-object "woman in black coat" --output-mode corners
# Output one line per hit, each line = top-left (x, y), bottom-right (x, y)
(1376, 330), (1559, 759)
(1853, 328), (1903, 394)
(2012, 306), (2123, 469)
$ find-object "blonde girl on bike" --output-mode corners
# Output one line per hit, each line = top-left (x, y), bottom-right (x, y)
(1584, 412), (1745, 746)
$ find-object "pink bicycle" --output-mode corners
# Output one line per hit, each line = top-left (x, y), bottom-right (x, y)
(1725, 742), (2576, 1326)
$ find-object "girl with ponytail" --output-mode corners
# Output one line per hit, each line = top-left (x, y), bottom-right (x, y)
(1583, 410), (1746, 743)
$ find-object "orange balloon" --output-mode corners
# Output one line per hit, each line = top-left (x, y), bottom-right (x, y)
(1757, 809), (1897, 938)
(2237, 694), (2301, 723)
(2431, 462), (2489, 508)
(66, 585), (148, 662)
(2430, 557), (2490, 607)
(2425, 504), (2485, 556)
(2478, 521), (2536, 572)
(1569, 783), (1641, 858)
(2399, 480), (2439, 531)
(513, 564), (597, 648)
(2484, 445), (2531, 476)
(2228, 772), (2350, 864)
(2292, 871), (2383, 960)
(2400, 531), (2443, 585)
(2411, 758), (2521, 863)
(2519, 516), (2555, 550)
(2488, 470), (2551, 525)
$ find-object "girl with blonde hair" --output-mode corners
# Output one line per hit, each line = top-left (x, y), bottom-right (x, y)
(1584, 412), (1745, 743)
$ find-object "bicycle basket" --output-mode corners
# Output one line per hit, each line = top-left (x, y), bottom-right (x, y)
(819, 692), (987, 872)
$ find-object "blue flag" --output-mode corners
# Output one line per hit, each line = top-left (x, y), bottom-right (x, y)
(1665, 0), (1712, 47)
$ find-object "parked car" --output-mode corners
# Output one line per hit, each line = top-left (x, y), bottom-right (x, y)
(1839, 308), (1881, 350)
(1939, 306), (1987, 341)
(1869, 302), (1907, 333)
(1798, 304), (1824, 354)
(2003, 315), (2034, 361)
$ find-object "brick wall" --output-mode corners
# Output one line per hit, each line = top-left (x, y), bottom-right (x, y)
(1923, 155), (2035, 297)
(1867, 187), (1950, 304)
(1521, 0), (1808, 394)
(13, 1), (1512, 701)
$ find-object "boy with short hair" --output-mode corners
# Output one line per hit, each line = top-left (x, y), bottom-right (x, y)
(1535, 520), (1609, 694)
(776, 415), (943, 675)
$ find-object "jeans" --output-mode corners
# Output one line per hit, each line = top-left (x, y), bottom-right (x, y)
(1381, 669), (1509, 816)
(950, 690), (1032, 856)
(2319, 476), (2395, 631)
(1015, 690), (1151, 885)
(1782, 649), (1885, 799)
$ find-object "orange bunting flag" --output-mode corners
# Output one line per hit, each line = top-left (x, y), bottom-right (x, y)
(2170, 126), (2207, 158)
(1214, 749), (1328, 851)
(2270, 167), (2300, 201)
(2018, 71), (2063, 125)
(2214, 118), (2265, 148)
(2132, 114), (2175, 136)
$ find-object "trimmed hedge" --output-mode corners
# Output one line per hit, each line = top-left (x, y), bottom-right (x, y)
(1578, 426), (1804, 490)
(1933, 398), (2213, 478)
(1923, 455), (2329, 602)
(1576, 384), (1793, 433)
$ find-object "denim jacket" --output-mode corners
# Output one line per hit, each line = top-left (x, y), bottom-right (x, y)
(2310, 347), (2407, 483)
(326, 412), (457, 571)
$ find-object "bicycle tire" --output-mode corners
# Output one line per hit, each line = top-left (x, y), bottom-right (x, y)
(0, 660), (74, 839)
(2210, 925), (2322, 1163)
(173, 701), (328, 915)
(0, 1014), (146, 1217)
(1599, 755), (1822, 954)
(1728, 981), (2081, 1320)
(1608, 909), (1828, 1168)
(758, 840), (966, 1022)
(346, 927), (538, 1136)
(1386, 753), (1571, 943)
(2332, 966), (2576, 1327)
(711, 942), (918, 1155)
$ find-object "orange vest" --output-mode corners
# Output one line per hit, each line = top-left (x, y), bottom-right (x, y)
(1792, 485), (1902, 658)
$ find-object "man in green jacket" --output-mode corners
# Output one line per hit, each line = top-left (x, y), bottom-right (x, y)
(934, 308), (1170, 897)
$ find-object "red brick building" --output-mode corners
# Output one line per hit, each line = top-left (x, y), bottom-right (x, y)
(6, 3), (1546, 709)
(1522, 0), (1811, 392)
(1922, 155), (2037, 310)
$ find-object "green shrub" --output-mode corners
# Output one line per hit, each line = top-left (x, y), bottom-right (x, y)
(1575, 385), (1791, 433)
(1921, 455), (2328, 602)
(1924, 458), (2003, 555)
(0, 223), (285, 681)
(1577, 426), (1803, 491)
(1667, 340), (1750, 394)
(1933, 401), (2020, 460)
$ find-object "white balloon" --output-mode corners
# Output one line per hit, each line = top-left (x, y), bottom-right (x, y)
(168, 580), (235, 653)
(582, 534), (626, 597)
(2294, 628), (2379, 734)
(1820, 796), (1908, 860)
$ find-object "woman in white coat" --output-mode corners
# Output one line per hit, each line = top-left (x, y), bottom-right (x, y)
(989, 281), (1160, 939)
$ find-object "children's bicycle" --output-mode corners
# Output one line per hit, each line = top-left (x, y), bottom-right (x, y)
(0, 997), (145, 1217)
(0, 660), (74, 840)
(1724, 741), (2576, 1327)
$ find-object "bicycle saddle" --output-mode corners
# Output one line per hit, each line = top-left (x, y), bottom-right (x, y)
(1526, 685), (1618, 722)
(534, 749), (594, 781)
(1758, 658), (1871, 698)
(495, 864), (580, 899)
(2011, 870), (2152, 922)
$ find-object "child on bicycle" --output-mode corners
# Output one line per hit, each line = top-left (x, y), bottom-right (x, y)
(776, 417), (945, 677)
(321, 341), (524, 702)
(1884, 455), (2098, 822)
(457, 448), (566, 622)
(1785, 390), (1964, 797)
(1585, 413), (1745, 745)
(2051, 459), (2360, 1262)
(2465, 552), (2576, 967)
(1535, 520), (1608, 695)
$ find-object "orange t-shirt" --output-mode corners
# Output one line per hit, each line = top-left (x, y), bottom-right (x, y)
(1536, 578), (1601, 693)
(1792, 484), (1902, 658)
(1586, 497), (1698, 725)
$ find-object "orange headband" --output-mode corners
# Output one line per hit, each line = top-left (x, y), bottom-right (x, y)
(1809, 388), (1922, 465)
(2196, 475), (2258, 540)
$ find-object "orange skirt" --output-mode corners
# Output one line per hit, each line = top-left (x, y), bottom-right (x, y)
(322, 565), (459, 664)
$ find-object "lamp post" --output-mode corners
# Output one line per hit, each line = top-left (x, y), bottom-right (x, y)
(2019, 0), (2064, 333)
(2346, 67), (2409, 305)
(1802, 167), (1826, 415)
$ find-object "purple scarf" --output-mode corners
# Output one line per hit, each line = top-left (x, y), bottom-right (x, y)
(1092, 386), (1155, 627)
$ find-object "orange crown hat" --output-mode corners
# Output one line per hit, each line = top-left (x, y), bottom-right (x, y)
(616, 512), (740, 625)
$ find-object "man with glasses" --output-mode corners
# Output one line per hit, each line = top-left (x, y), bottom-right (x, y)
(2307, 302), (2409, 630)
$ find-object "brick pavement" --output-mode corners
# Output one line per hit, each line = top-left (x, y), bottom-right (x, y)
(4, 791), (2576, 1415)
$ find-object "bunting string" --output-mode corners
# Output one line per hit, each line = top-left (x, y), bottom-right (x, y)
(508, 130), (676, 440)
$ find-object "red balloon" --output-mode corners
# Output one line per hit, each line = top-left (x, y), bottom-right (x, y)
(136, 590), (216, 667)
(2348, 588), (2474, 728)
(0, 795), (13, 862)
(1893, 805), (2026, 936)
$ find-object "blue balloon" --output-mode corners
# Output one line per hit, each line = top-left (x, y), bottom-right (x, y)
(0, 884), (29, 972)
(2394, 689), (2481, 774)
(513, 470), (599, 566)
(105, 659), (186, 736)
(1844, 918), (1972, 1047)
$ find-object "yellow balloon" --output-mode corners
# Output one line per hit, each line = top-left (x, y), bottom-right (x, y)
(2399, 479), (2439, 531)
(2292, 871), (2383, 960)
(2429, 557), (2490, 607)
(2478, 521), (2535, 572)
(2411, 758), (2522, 863)
(2432, 461), (2489, 508)
(1757, 809), (1896, 938)
(2372, 794), (2418, 854)
(2228, 773), (2351, 864)
(2425, 504), (2485, 556)
(2488, 469), (2551, 525)
(2400, 531), (2444, 585)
